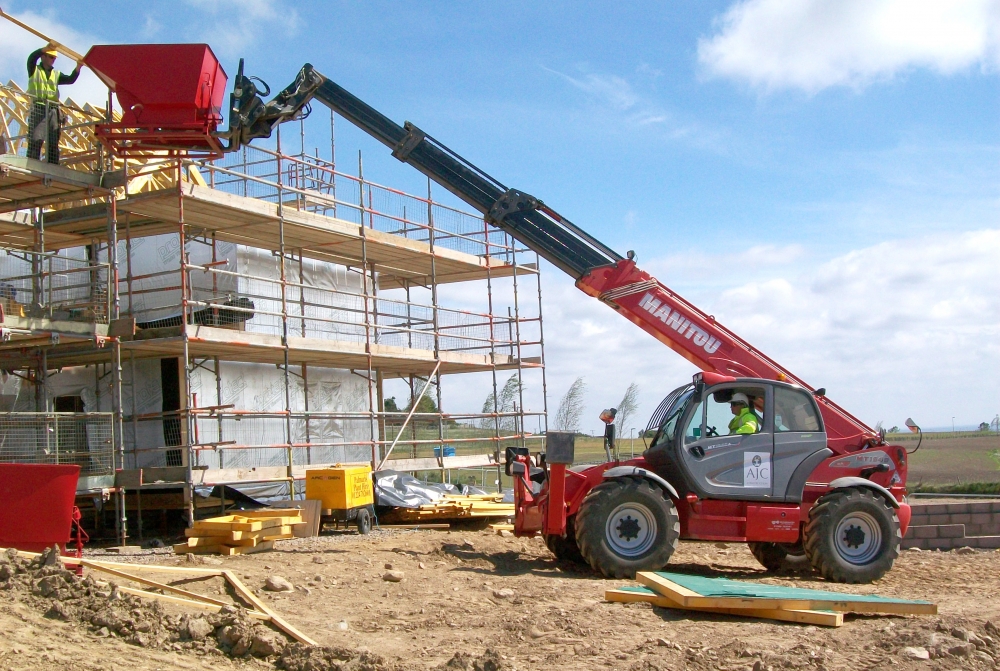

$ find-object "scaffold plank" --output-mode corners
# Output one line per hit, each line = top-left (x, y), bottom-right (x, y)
(37, 182), (525, 287)
(0, 156), (106, 215)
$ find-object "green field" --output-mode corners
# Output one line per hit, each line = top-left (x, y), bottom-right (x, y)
(409, 425), (1000, 493)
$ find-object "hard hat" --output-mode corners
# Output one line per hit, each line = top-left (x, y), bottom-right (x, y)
(42, 44), (58, 57)
(730, 392), (749, 406)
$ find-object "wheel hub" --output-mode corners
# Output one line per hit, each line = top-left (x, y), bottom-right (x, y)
(842, 524), (866, 549)
(834, 511), (882, 565)
(617, 515), (641, 542)
(605, 503), (657, 558)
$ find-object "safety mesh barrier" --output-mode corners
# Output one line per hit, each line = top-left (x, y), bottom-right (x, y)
(200, 147), (512, 261)
(0, 249), (111, 324)
(0, 412), (114, 476)
(126, 263), (533, 357)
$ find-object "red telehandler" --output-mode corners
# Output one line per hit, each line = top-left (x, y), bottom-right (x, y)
(81, 50), (912, 583)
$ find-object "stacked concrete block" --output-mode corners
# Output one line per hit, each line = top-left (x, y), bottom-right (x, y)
(902, 501), (1000, 550)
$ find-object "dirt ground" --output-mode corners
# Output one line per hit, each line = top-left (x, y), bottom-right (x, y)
(2, 529), (1000, 671)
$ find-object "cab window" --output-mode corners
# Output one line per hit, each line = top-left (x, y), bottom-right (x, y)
(774, 387), (820, 432)
(651, 389), (693, 448)
(682, 401), (703, 442)
(708, 388), (765, 435)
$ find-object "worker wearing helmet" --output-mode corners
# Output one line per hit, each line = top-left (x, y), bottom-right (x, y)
(728, 393), (760, 435)
(26, 43), (81, 164)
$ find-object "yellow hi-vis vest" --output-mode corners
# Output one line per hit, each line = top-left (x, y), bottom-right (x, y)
(28, 66), (60, 102)
(728, 407), (760, 435)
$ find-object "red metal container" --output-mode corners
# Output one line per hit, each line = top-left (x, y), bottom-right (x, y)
(0, 463), (80, 553)
(84, 44), (228, 157)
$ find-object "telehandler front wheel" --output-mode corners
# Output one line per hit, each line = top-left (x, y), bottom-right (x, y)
(804, 487), (900, 584)
(575, 477), (679, 579)
(545, 515), (584, 564)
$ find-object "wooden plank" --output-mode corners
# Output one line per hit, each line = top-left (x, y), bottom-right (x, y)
(174, 542), (223, 555)
(636, 572), (937, 615)
(184, 527), (254, 541)
(234, 509), (303, 519)
(295, 500), (322, 538)
(6, 551), (225, 578)
(219, 541), (275, 556)
(378, 523), (451, 529)
(222, 570), (317, 646)
(189, 516), (264, 532)
(605, 587), (844, 628)
(83, 559), (224, 577)
(81, 560), (229, 607)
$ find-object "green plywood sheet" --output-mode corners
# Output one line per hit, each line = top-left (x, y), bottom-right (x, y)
(654, 572), (932, 606)
(636, 571), (937, 615)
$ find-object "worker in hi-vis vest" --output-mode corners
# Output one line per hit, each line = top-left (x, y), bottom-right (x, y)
(26, 43), (80, 164)
(727, 393), (760, 435)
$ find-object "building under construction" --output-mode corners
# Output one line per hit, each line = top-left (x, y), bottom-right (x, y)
(0, 79), (547, 539)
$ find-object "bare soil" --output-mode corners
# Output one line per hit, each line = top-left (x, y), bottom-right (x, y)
(3, 530), (1000, 671)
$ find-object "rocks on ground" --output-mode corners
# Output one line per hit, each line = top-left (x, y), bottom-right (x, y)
(265, 575), (296, 592)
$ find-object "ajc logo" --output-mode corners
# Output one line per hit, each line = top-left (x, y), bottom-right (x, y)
(744, 452), (771, 488)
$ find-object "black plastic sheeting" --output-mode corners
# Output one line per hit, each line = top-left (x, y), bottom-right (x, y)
(374, 470), (511, 509)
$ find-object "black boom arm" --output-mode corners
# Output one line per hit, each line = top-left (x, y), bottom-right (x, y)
(219, 62), (621, 278)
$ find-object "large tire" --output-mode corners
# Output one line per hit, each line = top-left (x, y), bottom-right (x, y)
(747, 542), (810, 572)
(575, 477), (680, 579)
(803, 488), (901, 583)
(545, 515), (584, 564)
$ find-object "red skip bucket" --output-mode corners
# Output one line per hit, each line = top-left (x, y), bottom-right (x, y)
(84, 44), (228, 157)
(0, 463), (80, 553)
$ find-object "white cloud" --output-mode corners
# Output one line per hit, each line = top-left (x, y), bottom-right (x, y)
(699, 0), (1000, 93)
(0, 8), (108, 105)
(435, 229), (999, 437)
(542, 65), (727, 151)
(187, 0), (300, 59)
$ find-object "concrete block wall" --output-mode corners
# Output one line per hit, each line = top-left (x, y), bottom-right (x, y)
(902, 501), (1000, 550)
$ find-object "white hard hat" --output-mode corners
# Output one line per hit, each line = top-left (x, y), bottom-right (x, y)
(730, 392), (749, 406)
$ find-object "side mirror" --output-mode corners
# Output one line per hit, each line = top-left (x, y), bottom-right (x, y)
(904, 418), (920, 433)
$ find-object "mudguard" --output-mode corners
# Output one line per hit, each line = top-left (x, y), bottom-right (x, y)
(828, 476), (900, 509)
(602, 465), (679, 500)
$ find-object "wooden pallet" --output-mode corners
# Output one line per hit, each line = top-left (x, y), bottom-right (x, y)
(176, 508), (304, 556)
(381, 494), (514, 522)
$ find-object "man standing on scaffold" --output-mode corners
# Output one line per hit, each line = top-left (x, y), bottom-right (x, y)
(26, 43), (80, 164)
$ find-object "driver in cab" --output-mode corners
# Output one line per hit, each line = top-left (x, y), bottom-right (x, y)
(728, 393), (760, 435)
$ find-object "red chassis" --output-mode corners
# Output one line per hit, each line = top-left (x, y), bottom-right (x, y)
(512, 453), (911, 545)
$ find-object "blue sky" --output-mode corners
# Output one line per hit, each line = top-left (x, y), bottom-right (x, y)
(1, 1), (998, 433)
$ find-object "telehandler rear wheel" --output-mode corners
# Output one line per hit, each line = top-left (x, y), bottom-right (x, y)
(545, 515), (584, 564)
(575, 477), (679, 579)
(804, 487), (900, 583)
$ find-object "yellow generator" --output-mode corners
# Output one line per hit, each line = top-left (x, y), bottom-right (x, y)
(305, 464), (375, 534)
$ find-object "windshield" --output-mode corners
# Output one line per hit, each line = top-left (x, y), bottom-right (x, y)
(647, 386), (694, 449)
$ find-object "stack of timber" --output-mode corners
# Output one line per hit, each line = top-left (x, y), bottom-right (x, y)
(381, 494), (513, 523)
(605, 571), (937, 628)
(176, 509), (304, 556)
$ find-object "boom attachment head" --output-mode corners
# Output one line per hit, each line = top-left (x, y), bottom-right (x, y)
(216, 61), (324, 151)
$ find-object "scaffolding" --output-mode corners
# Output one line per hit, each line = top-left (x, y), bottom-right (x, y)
(1, 86), (547, 535)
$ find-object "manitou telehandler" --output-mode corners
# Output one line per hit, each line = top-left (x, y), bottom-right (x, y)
(81, 49), (911, 584)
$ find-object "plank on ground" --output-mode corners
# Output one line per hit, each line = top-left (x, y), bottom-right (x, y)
(81, 560), (229, 607)
(605, 587), (844, 628)
(222, 569), (317, 646)
(636, 572), (937, 616)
